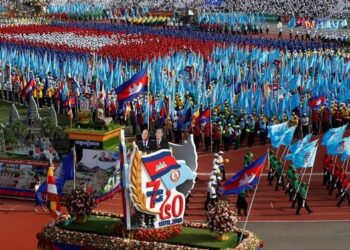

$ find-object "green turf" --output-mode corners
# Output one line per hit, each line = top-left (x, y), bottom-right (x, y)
(66, 123), (122, 134)
(0, 152), (31, 159)
(59, 215), (119, 235)
(164, 227), (239, 249)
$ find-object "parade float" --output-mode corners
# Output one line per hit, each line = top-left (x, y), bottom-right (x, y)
(0, 98), (120, 202)
(37, 131), (262, 249)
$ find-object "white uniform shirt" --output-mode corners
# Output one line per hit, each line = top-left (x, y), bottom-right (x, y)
(209, 186), (217, 199)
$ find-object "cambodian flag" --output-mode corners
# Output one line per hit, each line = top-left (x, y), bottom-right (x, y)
(68, 96), (77, 107)
(22, 78), (36, 97)
(196, 108), (210, 124)
(222, 154), (267, 195)
(142, 149), (181, 181)
(268, 84), (281, 91)
(308, 95), (326, 108)
(115, 68), (148, 105)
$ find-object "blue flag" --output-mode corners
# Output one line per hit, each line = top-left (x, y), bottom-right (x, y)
(268, 122), (288, 148)
(61, 151), (75, 181)
(285, 140), (318, 168)
(55, 151), (75, 192)
(280, 126), (296, 146)
(288, 16), (296, 28)
(321, 124), (347, 146)
(327, 137), (350, 161)
(182, 100), (192, 124)
(341, 137), (350, 161)
(160, 160), (196, 190)
(289, 134), (312, 153)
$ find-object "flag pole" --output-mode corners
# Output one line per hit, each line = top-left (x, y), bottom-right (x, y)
(120, 130), (131, 229)
(209, 104), (213, 153)
(276, 145), (281, 157)
(345, 156), (350, 173)
(279, 146), (288, 161)
(238, 155), (266, 243)
(318, 108), (323, 136)
(302, 142), (318, 204)
(147, 69), (150, 130)
(239, 176), (260, 243)
(280, 146), (289, 184)
(46, 155), (51, 211)
(73, 145), (76, 190)
(341, 157), (347, 169)
(292, 166), (307, 202)
(304, 156), (316, 203)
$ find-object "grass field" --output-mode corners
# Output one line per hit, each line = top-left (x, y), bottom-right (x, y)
(61, 219), (239, 249)
(58, 215), (238, 249)
(65, 123), (122, 134)
(164, 227), (239, 249)
(59, 215), (119, 235)
(0, 100), (70, 127)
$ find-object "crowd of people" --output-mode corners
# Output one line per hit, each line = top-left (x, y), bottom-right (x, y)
(48, 0), (350, 19)
(1, 0), (349, 19)
(323, 154), (350, 207)
(2, 48), (350, 156)
(0, 2), (349, 222)
(268, 151), (314, 214)
(230, 0), (349, 18)
(204, 148), (317, 216)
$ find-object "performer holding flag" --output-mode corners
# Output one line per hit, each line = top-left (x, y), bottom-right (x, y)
(222, 153), (268, 242)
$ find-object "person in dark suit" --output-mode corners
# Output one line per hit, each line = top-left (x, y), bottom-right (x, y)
(155, 127), (169, 150)
(137, 129), (156, 153)
(136, 128), (156, 227)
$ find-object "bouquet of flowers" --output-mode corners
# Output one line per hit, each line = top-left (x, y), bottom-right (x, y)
(206, 200), (238, 234)
(65, 187), (96, 217)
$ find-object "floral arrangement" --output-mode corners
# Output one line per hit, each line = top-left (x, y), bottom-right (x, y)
(37, 213), (262, 250)
(234, 227), (262, 250)
(134, 225), (182, 241)
(206, 200), (238, 234)
(65, 187), (96, 217)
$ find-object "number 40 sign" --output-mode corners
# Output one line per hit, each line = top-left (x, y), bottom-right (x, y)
(129, 147), (197, 229)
